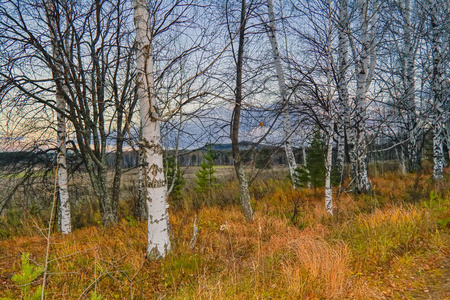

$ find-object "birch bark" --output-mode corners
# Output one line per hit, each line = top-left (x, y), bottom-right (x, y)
(446, 119), (450, 164)
(430, 0), (446, 180)
(136, 147), (147, 221)
(45, 0), (71, 234)
(56, 87), (71, 234)
(133, 0), (171, 257)
(324, 0), (333, 215)
(302, 142), (311, 189)
(349, 0), (378, 193)
(336, 0), (349, 179)
(401, 0), (422, 173)
(325, 126), (334, 215)
(267, 0), (298, 188)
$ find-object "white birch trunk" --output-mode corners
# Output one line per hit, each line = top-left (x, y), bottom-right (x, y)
(402, 0), (422, 173)
(433, 124), (444, 180)
(350, 0), (378, 193)
(45, 0), (71, 234)
(397, 146), (407, 174)
(57, 93), (71, 234)
(325, 124), (334, 215)
(267, 0), (298, 187)
(430, 0), (446, 180)
(237, 166), (253, 220)
(302, 143), (311, 189)
(400, 150), (407, 175)
(133, 0), (171, 258)
(136, 147), (147, 220)
(336, 132), (345, 178)
(446, 119), (450, 163)
(352, 0), (370, 193)
(337, 0), (349, 179)
(324, 0), (333, 215)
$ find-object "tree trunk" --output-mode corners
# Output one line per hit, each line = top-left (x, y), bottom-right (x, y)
(433, 125), (444, 180)
(231, 0), (254, 221)
(430, 0), (446, 180)
(302, 143), (312, 189)
(111, 141), (123, 223)
(446, 119), (450, 163)
(350, 0), (378, 193)
(325, 124), (334, 215)
(136, 147), (148, 221)
(45, 0), (71, 234)
(134, 0), (171, 258)
(408, 125), (423, 172)
(267, 0), (298, 188)
(398, 146), (407, 175)
(90, 165), (117, 227)
(236, 165), (253, 220)
(324, 0), (333, 215)
(336, 0), (349, 179)
(401, 0), (422, 173)
(56, 92), (71, 233)
(302, 145), (307, 166)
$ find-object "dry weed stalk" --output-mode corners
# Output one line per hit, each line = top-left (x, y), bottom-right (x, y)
(40, 158), (61, 299)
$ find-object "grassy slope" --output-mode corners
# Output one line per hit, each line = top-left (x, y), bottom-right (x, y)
(0, 170), (449, 299)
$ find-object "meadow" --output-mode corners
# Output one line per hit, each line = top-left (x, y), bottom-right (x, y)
(0, 164), (449, 299)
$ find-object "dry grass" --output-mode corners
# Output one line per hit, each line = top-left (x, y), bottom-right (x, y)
(280, 236), (350, 298)
(0, 169), (449, 299)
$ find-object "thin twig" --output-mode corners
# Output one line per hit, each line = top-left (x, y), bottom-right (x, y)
(41, 157), (60, 299)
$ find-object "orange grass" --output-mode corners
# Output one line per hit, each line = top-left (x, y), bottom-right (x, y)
(0, 170), (449, 299)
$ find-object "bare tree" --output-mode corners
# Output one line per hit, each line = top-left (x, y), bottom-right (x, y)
(266, 0), (299, 188)
(348, 0), (379, 193)
(133, 0), (172, 258)
(336, 0), (350, 177)
(0, 0), (138, 226)
(44, 0), (71, 233)
(229, 0), (254, 221)
(324, 0), (334, 215)
(378, 0), (425, 174)
(132, 0), (226, 256)
(401, 0), (423, 173)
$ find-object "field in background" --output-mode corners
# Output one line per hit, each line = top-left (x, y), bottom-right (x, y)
(0, 164), (449, 299)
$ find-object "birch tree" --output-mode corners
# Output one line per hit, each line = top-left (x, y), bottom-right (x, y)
(136, 146), (147, 221)
(266, 0), (299, 188)
(348, 0), (379, 193)
(380, 0), (425, 173)
(287, 0), (336, 212)
(401, 0), (423, 173)
(44, 0), (71, 234)
(336, 0), (350, 178)
(428, 0), (448, 180)
(133, 0), (171, 257)
(324, 0), (334, 215)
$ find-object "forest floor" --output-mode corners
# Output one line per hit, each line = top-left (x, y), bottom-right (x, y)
(412, 249), (450, 299)
(0, 167), (449, 299)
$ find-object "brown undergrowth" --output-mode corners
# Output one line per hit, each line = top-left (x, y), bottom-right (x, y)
(0, 170), (449, 299)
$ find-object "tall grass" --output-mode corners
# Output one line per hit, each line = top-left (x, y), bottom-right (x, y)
(0, 168), (449, 299)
